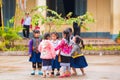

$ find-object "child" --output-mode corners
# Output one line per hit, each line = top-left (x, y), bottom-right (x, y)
(51, 32), (61, 76)
(28, 30), (43, 75)
(21, 12), (31, 38)
(55, 29), (73, 78)
(70, 35), (88, 76)
(38, 33), (56, 78)
(67, 27), (74, 40)
(30, 23), (40, 31)
(33, 23), (40, 31)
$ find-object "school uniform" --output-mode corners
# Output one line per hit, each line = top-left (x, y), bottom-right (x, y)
(70, 44), (88, 68)
(55, 39), (73, 71)
(38, 40), (56, 71)
(29, 37), (43, 75)
(29, 38), (42, 63)
(51, 40), (61, 69)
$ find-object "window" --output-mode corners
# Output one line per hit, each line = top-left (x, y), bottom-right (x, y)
(46, 0), (87, 17)
(2, 0), (16, 26)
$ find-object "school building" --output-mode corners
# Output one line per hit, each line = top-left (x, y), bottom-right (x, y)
(1, 0), (120, 40)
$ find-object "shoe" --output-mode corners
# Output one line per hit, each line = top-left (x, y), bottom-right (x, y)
(56, 72), (60, 76)
(38, 71), (43, 75)
(31, 70), (35, 75)
(64, 71), (71, 77)
(59, 74), (67, 78)
(59, 73), (70, 78)
(51, 72), (54, 75)
(31, 73), (35, 75)
(65, 73), (71, 77)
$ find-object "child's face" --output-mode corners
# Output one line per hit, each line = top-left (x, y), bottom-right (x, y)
(72, 37), (76, 43)
(34, 33), (40, 38)
(51, 34), (57, 41)
(62, 33), (66, 38)
(70, 32), (72, 36)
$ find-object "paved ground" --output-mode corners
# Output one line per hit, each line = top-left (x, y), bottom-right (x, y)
(0, 55), (120, 80)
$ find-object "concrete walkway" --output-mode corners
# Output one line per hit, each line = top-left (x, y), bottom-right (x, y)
(0, 55), (120, 80)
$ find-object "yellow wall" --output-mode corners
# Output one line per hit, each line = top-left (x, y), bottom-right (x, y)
(15, 0), (36, 27)
(87, 0), (111, 33)
(111, 0), (120, 34)
(15, 0), (120, 35)
(87, 0), (120, 35)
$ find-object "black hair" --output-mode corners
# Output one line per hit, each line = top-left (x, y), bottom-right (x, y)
(67, 27), (72, 33)
(75, 35), (85, 49)
(51, 32), (59, 39)
(44, 33), (50, 40)
(25, 12), (29, 15)
(33, 29), (40, 33)
(63, 29), (70, 43)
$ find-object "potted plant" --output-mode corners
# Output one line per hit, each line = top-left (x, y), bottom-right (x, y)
(116, 31), (120, 44)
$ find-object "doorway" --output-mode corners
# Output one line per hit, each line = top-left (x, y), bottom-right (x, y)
(46, 0), (87, 17)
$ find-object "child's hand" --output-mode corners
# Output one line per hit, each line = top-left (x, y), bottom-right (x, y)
(29, 54), (32, 57)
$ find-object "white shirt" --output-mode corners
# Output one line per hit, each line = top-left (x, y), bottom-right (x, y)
(23, 16), (31, 25)
(51, 40), (61, 55)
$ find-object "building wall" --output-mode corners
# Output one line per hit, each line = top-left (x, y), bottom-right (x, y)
(87, 0), (111, 32)
(14, 0), (36, 27)
(111, 0), (120, 39)
(87, 0), (120, 39)
(14, 0), (120, 39)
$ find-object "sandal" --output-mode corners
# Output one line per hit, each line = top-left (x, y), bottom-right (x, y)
(42, 75), (46, 78)
(71, 73), (77, 76)
(56, 72), (60, 76)
(59, 73), (71, 78)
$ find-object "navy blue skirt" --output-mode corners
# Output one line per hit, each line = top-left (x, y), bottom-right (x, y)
(52, 56), (61, 69)
(29, 51), (42, 63)
(42, 59), (52, 66)
(70, 56), (88, 68)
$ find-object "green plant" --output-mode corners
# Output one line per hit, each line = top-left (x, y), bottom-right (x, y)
(85, 45), (100, 51)
(5, 45), (28, 51)
(0, 27), (22, 51)
(0, 16), (22, 51)
(116, 31), (120, 39)
(84, 45), (120, 51)
(30, 6), (95, 33)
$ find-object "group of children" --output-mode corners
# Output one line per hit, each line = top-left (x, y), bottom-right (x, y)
(28, 28), (88, 78)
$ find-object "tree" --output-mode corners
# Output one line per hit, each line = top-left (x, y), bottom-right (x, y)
(31, 6), (95, 33)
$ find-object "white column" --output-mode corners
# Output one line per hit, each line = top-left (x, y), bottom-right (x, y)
(36, 0), (46, 34)
(36, 0), (46, 17)
(112, 0), (120, 34)
(111, 0), (120, 39)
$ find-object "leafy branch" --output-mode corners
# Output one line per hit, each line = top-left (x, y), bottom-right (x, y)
(31, 6), (95, 32)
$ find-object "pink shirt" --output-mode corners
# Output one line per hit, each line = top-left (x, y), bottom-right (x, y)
(38, 40), (56, 59)
(55, 39), (73, 54)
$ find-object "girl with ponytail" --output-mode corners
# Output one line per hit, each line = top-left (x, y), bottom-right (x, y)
(55, 29), (73, 78)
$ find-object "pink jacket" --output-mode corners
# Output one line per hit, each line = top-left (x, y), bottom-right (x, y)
(38, 40), (56, 59)
(55, 39), (73, 54)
